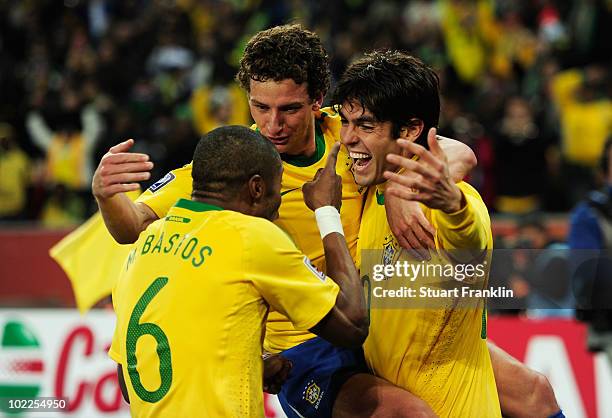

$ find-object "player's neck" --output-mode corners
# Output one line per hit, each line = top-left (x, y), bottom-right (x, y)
(192, 191), (228, 210)
(302, 128), (316, 158)
(286, 119), (317, 157)
(192, 192), (254, 216)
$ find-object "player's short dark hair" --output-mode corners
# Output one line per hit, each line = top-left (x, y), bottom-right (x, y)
(236, 24), (330, 101)
(192, 126), (282, 197)
(332, 50), (440, 147)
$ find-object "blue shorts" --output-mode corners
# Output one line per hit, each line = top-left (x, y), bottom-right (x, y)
(277, 337), (368, 418)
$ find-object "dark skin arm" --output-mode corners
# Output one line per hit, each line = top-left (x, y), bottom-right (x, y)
(117, 364), (129, 404)
(264, 143), (368, 393)
(302, 143), (369, 347)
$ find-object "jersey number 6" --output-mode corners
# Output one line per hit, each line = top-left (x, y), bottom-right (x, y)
(126, 277), (173, 402)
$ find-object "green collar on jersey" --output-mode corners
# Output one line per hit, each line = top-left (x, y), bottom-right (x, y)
(280, 114), (327, 167)
(175, 199), (223, 212)
(376, 189), (385, 205)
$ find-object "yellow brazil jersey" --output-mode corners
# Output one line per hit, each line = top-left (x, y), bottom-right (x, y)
(109, 199), (339, 418)
(135, 107), (364, 352)
(358, 182), (501, 418)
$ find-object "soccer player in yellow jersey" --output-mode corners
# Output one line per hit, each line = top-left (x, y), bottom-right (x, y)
(336, 50), (564, 418)
(94, 24), (561, 418)
(336, 51), (499, 417)
(94, 26), (445, 417)
(109, 125), (368, 417)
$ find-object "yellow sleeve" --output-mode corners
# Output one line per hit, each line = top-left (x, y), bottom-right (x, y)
(136, 163), (193, 218)
(551, 69), (582, 111)
(245, 220), (340, 331)
(431, 182), (491, 251)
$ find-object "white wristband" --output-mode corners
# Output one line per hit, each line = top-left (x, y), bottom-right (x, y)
(314, 206), (344, 239)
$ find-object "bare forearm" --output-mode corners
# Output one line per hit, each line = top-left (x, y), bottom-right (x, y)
(303, 143), (368, 345)
(322, 233), (368, 335)
(438, 136), (477, 182)
(96, 194), (156, 244)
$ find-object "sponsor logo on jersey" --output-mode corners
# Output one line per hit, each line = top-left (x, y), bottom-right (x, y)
(165, 215), (191, 223)
(149, 172), (176, 193)
(303, 257), (326, 282)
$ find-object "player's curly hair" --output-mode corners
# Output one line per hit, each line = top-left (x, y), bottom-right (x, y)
(332, 50), (440, 148)
(236, 24), (331, 101)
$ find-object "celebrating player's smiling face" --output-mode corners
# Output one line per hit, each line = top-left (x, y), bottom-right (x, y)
(248, 79), (323, 156)
(340, 101), (408, 187)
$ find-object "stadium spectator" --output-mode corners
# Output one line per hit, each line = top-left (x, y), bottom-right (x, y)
(569, 136), (612, 358)
(0, 123), (30, 221)
(551, 66), (612, 203)
(494, 97), (550, 214)
(26, 86), (104, 192)
(1, 0), (610, 222)
(189, 83), (250, 135)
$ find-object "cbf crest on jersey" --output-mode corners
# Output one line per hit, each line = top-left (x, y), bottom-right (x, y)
(377, 234), (399, 281)
(382, 234), (399, 267)
(149, 172), (176, 193)
(303, 380), (323, 408)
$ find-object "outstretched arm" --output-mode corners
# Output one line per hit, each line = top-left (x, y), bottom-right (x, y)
(92, 139), (158, 243)
(384, 128), (489, 253)
(438, 135), (476, 182)
(385, 134), (476, 255)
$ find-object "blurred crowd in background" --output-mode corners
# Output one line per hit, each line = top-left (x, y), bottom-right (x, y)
(0, 0), (611, 316)
(1, 0), (611, 227)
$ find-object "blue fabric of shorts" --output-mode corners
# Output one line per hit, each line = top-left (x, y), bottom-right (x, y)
(277, 337), (367, 418)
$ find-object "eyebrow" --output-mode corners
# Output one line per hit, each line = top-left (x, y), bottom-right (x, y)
(339, 110), (378, 124)
(250, 99), (304, 109)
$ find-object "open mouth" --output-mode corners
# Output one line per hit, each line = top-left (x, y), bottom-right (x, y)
(349, 151), (372, 171)
(269, 136), (289, 145)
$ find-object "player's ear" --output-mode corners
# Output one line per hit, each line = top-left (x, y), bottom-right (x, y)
(248, 175), (265, 202)
(401, 119), (424, 141)
(312, 94), (324, 111)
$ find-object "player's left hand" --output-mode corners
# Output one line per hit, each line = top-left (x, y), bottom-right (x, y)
(384, 194), (434, 260)
(263, 353), (292, 394)
(384, 128), (464, 214)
